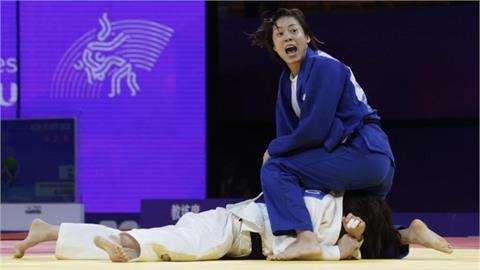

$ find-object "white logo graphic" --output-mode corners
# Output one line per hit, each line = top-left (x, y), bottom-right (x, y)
(0, 57), (18, 107)
(0, 82), (18, 107)
(51, 13), (174, 98)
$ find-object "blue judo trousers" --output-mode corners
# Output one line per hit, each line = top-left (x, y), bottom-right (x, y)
(261, 48), (396, 236)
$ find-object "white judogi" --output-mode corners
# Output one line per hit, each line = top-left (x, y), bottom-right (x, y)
(55, 190), (349, 261)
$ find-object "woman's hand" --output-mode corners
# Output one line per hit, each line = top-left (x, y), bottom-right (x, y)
(337, 234), (361, 259)
(342, 213), (365, 241)
(262, 150), (270, 164)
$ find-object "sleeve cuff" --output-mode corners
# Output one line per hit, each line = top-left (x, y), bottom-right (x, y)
(319, 245), (341, 260)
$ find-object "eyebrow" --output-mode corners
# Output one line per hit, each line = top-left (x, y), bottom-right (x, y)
(273, 23), (299, 31)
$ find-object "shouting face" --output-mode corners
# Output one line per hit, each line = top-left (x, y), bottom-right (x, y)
(272, 16), (311, 76)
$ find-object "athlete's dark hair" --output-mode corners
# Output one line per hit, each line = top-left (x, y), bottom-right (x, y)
(248, 8), (322, 62)
(342, 191), (402, 259)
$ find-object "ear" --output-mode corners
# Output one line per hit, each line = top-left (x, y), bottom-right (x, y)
(306, 35), (311, 44)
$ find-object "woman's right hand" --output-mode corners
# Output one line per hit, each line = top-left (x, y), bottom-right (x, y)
(262, 150), (270, 165)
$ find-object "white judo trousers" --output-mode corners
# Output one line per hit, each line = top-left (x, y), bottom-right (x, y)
(55, 207), (245, 261)
(54, 191), (347, 261)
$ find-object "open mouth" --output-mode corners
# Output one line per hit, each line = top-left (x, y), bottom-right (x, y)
(285, 45), (298, 56)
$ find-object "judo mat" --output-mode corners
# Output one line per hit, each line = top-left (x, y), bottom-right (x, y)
(1, 238), (479, 270)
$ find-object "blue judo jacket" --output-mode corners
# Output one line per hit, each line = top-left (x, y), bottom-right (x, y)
(267, 48), (394, 164)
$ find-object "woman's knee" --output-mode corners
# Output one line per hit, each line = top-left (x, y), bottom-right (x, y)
(260, 159), (279, 187)
(260, 158), (292, 189)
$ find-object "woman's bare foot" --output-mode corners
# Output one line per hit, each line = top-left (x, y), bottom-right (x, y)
(13, 219), (59, 258)
(119, 233), (140, 259)
(267, 231), (322, 260)
(94, 236), (129, 262)
(406, 219), (453, 254)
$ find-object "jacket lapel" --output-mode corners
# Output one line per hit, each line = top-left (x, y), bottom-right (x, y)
(296, 48), (317, 106)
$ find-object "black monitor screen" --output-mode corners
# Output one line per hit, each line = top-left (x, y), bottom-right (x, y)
(1, 118), (76, 202)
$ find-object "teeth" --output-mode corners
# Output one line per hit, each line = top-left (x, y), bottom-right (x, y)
(285, 46), (297, 55)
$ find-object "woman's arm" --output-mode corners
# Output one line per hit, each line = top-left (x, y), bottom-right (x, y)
(268, 59), (347, 157)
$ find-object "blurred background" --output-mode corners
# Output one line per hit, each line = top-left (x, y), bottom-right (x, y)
(1, 1), (478, 235)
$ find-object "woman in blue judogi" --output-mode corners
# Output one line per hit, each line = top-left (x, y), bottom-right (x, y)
(250, 8), (396, 259)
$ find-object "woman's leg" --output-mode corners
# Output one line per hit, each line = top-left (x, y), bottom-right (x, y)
(14, 219), (59, 258)
(263, 139), (393, 230)
(261, 136), (394, 260)
(261, 159), (313, 234)
(398, 219), (453, 254)
(289, 144), (394, 195)
(261, 160), (323, 260)
(96, 208), (236, 262)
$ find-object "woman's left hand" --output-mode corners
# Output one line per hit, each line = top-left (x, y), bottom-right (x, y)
(342, 213), (365, 241)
